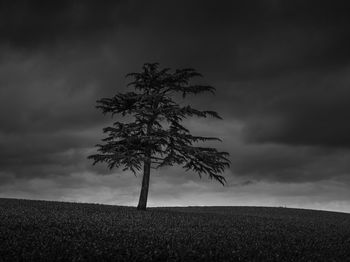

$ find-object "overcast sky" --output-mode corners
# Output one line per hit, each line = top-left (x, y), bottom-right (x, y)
(1, 0), (350, 212)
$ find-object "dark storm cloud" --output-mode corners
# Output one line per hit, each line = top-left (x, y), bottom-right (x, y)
(230, 143), (350, 183)
(0, 0), (126, 49)
(0, 49), (113, 134)
(1, 0), (350, 209)
(0, 132), (89, 176)
(238, 68), (350, 147)
(115, 0), (350, 80)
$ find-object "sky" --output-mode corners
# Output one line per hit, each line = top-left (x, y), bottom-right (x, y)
(1, 0), (350, 212)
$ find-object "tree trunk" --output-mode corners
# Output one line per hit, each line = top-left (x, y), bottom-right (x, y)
(137, 155), (151, 210)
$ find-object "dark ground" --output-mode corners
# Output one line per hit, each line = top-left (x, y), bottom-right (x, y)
(0, 198), (350, 261)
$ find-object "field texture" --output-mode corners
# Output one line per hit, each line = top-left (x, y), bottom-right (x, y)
(1, 198), (350, 261)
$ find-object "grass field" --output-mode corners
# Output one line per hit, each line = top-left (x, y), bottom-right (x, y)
(1, 198), (350, 261)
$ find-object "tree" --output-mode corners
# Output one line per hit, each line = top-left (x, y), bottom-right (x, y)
(88, 63), (230, 210)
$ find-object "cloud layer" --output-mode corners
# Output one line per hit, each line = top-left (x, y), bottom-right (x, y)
(1, 0), (350, 212)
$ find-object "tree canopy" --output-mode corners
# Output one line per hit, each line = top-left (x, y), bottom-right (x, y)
(88, 63), (230, 209)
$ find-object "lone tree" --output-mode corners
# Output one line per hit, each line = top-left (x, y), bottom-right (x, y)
(88, 63), (230, 210)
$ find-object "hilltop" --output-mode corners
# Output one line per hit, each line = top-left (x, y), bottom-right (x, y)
(1, 198), (350, 261)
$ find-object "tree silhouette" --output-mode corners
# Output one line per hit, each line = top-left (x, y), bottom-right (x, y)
(88, 63), (230, 210)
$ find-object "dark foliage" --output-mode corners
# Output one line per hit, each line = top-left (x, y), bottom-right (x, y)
(88, 63), (230, 185)
(1, 198), (350, 261)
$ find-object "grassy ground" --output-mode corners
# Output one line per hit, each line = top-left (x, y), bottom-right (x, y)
(0, 198), (350, 261)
